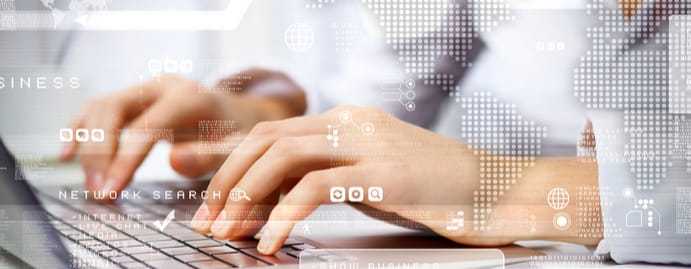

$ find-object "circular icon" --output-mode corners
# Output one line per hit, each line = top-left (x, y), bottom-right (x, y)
(404, 78), (416, 89)
(339, 111), (352, 123)
(553, 212), (571, 231)
(547, 187), (570, 210)
(405, 101), (416, 112)
(405, 90), (416, 100)
(284, 23), (315, 52)
(361, 122), (375, 136)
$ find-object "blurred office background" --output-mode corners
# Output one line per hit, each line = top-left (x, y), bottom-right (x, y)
(0, 0), (595, 169)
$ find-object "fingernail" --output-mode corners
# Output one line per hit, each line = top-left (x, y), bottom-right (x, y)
(257, 227), (273, 254)
(93, 173), (105, 190)
(191, 203), (210, 231)
(86, 171), (104, 192)
(100, 178), (118, 198)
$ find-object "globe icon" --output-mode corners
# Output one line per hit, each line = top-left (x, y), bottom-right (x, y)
(547, 187), (569, 210)
(284, 23), (315, 52)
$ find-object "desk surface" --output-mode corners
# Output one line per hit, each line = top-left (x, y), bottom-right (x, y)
(21, 144), (683, 269)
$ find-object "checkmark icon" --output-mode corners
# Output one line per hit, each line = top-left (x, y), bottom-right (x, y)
(153, 210), (175, 232)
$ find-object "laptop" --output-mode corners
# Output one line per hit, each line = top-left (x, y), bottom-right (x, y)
(0, 137), (539, 268)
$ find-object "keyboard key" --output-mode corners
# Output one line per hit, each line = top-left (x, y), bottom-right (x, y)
(135, 233), (170, 242)
(67, 232), (91, 241)
(100, 250), (121, 257)
(215, 253), (268, 267)
(121, 246), (155, 255)
(169, 231), (208, 241)
(94, 231), (130, 241)
(121, 261), (148, 269)
(189, 260), (230, 269)
(90, 244), (112, 252)
(176, 253), (213, 262)
(111, 255), (136, 264)
(186, 239), (222, 248)
(225, 240), (258, 249)
(145, 259), (193, 269)
(199, 246), (237, 255)
(110, 239), (144, 248)
(244, 248), (297, 265)
(161, 246), (199, 256)
(292, 243), (317, 250)
(283, 238), (304, 246)
(79, 240), (101, 246)
(149, 240), (183, 249)
(133, 253), (169, 261)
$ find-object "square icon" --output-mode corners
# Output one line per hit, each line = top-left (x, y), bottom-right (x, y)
(76, 129), (89, 142)
(91, 129), (105, 142)
(59, 129), (73, 142)
(368, 187), (384, 202)
(348, 187), (364, 202)
(329, 187), (346, 203)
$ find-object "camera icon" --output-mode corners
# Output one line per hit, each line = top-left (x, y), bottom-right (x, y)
(330, 187), (346, 203)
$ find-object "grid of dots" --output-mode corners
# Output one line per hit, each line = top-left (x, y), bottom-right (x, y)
(198, 120), (238, 154)
(305, 0), (336, 9)
(460, 92), (547, 231)
(331, 21), (362, 54)
(671, 116), (691, 174)
(574, 0), (691, 190)
(624, 110), (672, 190)
(577, 125), (597, 162)
(576, 186), (603, 239)
(362, 0), (514, 99)
(528, 255), (606, 268)
(669, 16), (691, 114)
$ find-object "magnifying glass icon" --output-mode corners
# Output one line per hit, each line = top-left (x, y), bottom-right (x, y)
(368, 187), (383, 202)
(230, 188), (252, 202)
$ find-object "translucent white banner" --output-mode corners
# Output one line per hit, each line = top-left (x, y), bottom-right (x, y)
(299, 249), (505, 269)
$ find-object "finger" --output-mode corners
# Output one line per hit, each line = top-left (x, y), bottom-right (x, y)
(99, 99), (184, 197)
(209, 135), (334, 239)
(71, 82), (162, 190)
(232, 192), (279, 239)
(169, 135), (244, 178)
(79, 102), (125, 192)
(191, 116), (328, 233)
(257, 166), (365, 255)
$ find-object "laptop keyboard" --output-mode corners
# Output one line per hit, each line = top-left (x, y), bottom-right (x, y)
(36, 186), (316, 268)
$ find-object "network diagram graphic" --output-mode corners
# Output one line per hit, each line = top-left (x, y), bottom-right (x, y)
(574, 0), (691, 239)
(326, 110), (375, 148)
(459, 92), (547, 232)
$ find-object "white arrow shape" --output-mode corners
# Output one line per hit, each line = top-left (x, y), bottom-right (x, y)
(1, 0), (253, 31)
(76, 0), (253, 31)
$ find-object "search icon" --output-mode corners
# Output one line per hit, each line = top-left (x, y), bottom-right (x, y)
(368, 187), (384, 202)
(229, 188), (252, 202)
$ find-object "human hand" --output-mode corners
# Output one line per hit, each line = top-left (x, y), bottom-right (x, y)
(61, 72), (306, 197)
(190, 106), (503, 255)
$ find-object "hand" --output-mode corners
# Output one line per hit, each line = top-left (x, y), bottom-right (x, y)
(190, 106), (500, 255)
(61, 72), (306, 196)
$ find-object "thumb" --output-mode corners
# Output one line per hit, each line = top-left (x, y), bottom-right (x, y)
(170, 135), (244, 178)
